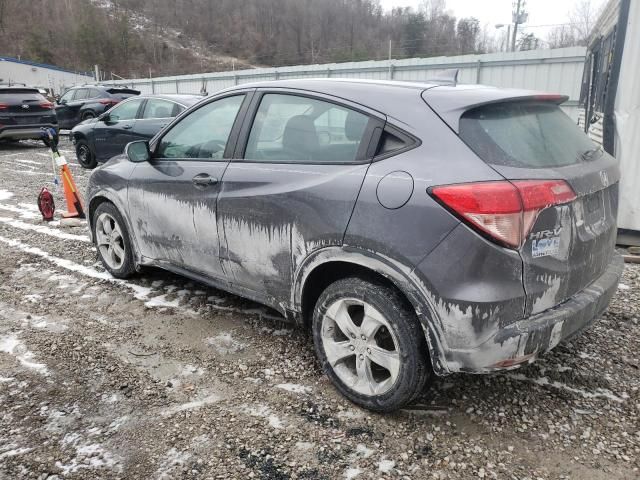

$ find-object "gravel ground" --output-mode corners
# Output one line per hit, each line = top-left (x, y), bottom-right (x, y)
(0, 138), (638, 480)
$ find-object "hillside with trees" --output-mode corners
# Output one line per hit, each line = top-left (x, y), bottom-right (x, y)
(0, 0), (591, 78)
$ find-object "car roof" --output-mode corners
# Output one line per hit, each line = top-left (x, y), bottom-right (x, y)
(138, 93), (203, 105)
(217, 78), (550, 128)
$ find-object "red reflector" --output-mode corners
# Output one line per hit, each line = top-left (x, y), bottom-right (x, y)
(430, 180), (576, 249)
(99, 99), (119, 106)
(0, 103), (8, 110)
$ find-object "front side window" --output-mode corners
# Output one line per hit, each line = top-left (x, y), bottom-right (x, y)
(142, 99), (179, 119)
(108, 99), (143, 122)
(156, 95), (245, 160)
(244, 94), (370, 163)
(73, 88), (89, 100)
(59, 90), (75, 103)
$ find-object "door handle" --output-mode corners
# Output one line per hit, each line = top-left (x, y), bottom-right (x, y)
(192, 174), (218, 187)
(123, 124), (133, 129)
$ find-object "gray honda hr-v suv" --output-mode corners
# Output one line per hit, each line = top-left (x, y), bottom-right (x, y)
(86, 78), (622, 412)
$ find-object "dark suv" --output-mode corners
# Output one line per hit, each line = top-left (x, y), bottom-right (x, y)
(0, 86), (58, 144)
(55, 85), (140, 129)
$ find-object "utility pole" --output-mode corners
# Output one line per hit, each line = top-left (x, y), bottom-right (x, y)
(388, 39), (392, 79)
(511, 0), (527, 52)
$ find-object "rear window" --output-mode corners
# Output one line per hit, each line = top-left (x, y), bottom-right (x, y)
(0, 89), (44, 101)
(459, 102), (596, 168)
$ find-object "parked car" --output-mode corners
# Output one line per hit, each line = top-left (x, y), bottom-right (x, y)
(71, 94), (201, 169)
(86, 79), (622, 412)
(55, 85), (140, 130)
(0, 86), (58, 145)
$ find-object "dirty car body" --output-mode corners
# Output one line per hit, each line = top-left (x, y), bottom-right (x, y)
(86, 79), (621, 410)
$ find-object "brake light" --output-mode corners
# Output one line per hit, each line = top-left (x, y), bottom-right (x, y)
(430, 180), (576, 248)
(39, 101), (54, 109)
(0, 103), (8, 110)
(99, 99), (119, 106)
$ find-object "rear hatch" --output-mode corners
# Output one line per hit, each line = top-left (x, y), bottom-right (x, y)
(0, 88), (57, 125)
(424, 88), (619, 316)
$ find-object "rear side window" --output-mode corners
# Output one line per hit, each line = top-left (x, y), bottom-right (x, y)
(459, 102), (596, 168)
(244, 94), (370, 164)
(142, 99), (179, 119)
(74, 88), (89, 100)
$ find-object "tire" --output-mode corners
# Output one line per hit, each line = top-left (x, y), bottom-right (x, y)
(312, 276), (432, 412)
(82, 111), (96, 121)
(93, 202), (136, 279)
(76, 140), (97, 169)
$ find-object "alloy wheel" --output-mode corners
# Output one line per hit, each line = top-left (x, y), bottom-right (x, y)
(320, 298), (401, 396)
(95, 212), (126, 270)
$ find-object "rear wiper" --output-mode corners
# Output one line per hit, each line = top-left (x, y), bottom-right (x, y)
(581, 145), (603, 161)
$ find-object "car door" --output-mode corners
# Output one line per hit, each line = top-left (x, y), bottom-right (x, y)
(134, 98), (184, 140)
(54, 89), (76, 128)
(217, 91), (383, 302)
(93, 98), (144, 161)
(127, 92), (251, 279)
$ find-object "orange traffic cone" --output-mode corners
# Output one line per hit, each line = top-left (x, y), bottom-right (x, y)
(58, 160), (85, 219)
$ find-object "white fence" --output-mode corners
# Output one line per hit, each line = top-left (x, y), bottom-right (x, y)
(113, 46), (586, 119)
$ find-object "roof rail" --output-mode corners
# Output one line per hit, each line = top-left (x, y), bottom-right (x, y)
(426, 68), (459, 86)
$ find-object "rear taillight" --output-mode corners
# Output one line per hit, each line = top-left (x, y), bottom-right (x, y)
(39, 101), (54, 109)
(99, 99), (119, 106)
(0, 103), (8, 110)
(430, 180), (576, 248)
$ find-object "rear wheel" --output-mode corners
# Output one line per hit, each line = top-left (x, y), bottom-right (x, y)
(82, 111), (96, 121)
(76, 140), (97, 169)
(93, 202), (136, 278)
(312, 277), (432, 412)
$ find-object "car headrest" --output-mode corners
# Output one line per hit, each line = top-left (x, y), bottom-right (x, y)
(345, 111), (368, 141)
(154, 106), (171, 118)
(283, 115), (319, 154)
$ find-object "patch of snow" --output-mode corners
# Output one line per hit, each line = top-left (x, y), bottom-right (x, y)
(155, 447), (192, 480)
(0, 334), (49, 375)
(0, 376), (15, 383)
(0, 447), (32, 459)
(145, 294), (180, 309)
(241, 404), (285, 430)
(161, 394), (220, 417)
(0, 190), (13, 201)
(23, 294), (42, 303)
(275, 383), (311, 394)
(0, 216), (90, 242)
(355, 444), (375, 458)
(344, 467), (362, 479)
(206, 333), (246, 354)
(337, 409), (365, 420)
(507, 373), (627, 403)
(378, 459), (395, 473)
(0, 203), (40, 219)
(618, 283), (630, 290)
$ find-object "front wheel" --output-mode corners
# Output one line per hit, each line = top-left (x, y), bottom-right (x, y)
(93, 202), (136, 278)
(312, 277), (432, 412)
(76, 140), (97, 169)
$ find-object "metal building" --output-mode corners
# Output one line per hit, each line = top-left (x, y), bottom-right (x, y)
(0, 56), (94, 94)
(580, 0), (639, 240)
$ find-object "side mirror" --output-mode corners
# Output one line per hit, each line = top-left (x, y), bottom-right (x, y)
(58, 99), (67, 105)
(126, 140), (151, 163)
(98, 112), (110, 122)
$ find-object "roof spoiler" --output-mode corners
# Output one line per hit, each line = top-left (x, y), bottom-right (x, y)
(426, 69), (459, 86)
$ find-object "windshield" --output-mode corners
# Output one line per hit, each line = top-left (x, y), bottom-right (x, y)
(459, 102), (596, 168)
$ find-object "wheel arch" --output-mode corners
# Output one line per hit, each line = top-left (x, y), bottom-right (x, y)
(88, 191), (142, 266)
(293, 247), (448, 375)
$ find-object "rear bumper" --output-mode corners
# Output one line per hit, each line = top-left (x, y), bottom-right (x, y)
(0, 125), (58, 140)
(441, 252), (624, 374)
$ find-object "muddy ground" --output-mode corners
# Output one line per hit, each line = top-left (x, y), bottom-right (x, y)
(0, 138), (638, 480)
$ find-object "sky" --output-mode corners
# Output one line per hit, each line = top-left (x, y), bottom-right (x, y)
(378, 0), (607, 38)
